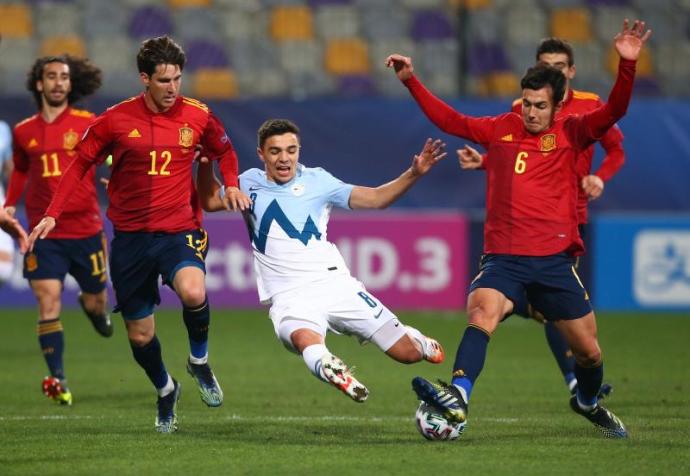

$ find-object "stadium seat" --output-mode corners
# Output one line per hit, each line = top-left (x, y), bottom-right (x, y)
(337, 74), (377, 96)
(190, 68), (238, 99)
(467, 42), (510, 75)
(324, 38), (370, 75)
(465, 8), (501, 44)
(592, 6), (639, 42)
(36, 2), (82, 38)
(550, 8), (593, 42)
(0, 37), (37, 72)
(88, 37), (136, 73)
(447, 0), (493, 9)
(505, 5), (547, 45)
(566, 41), (604, 81)
(237, 69), (289, 97)
(360, 6), (408, 40)
(228, 39), (281, 73)
(410, 9), (455, 40)
(217, 8), (266, 40)
(183, 39), (230, 72)
(270, 5), (315, 42)
(174, 7), (220, 41)
(401, 0), (444, 7)
(315, 5), (360, 39)
(40, 35), (87, 58)
(279, 40), (322, 75)
(83, 1), (127, 38)
(128, 6), (174, 39)
(484, 71), (520, 97)
(0, 4), (33, 38)
(369, 37), (416, 74)
(214, 0), (261, 9)
(166, 0), (211, 7)
(287, 70), (335, 99)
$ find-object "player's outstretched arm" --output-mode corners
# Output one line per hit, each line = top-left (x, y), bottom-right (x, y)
(0, 208), (29, 253)
(349, 138), (446, 210)
(577, 19), (651, 146)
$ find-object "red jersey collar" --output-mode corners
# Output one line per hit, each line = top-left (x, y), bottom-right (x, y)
(38, 106), (72, 126)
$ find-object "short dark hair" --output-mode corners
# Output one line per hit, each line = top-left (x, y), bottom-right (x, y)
(136, 36), (186, 77)
(521, 64), (567, 105)
(27, 55), (102, 109)
(257, 119), (300, 148)
(536, 37), (574, 66)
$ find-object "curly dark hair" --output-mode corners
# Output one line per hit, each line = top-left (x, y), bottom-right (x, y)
(136, 36), (186, 77)
(257, 119), (300, 148)
(26, 55), (102, 109)
(521, 64), (567, 105)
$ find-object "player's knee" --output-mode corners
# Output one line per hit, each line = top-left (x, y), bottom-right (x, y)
(82, 291), (108, 315)
(178, 284), (206, 307)
(127, 328), (154, 347)
(573, 347), (601, 367)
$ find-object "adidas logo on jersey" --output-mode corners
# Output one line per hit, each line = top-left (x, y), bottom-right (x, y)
(500, 134), (513, 142)
(128, 129), (142, 138)
(27, 138), (38, 148)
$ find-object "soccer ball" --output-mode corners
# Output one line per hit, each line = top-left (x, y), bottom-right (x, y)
(415, 401), (465, 441)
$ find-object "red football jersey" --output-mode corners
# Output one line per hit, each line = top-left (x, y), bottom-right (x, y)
(45, 95), (239, 233)
(5, 107), (102, 238)
(404, 59), (637, 256)
(508, 90), (625, 224)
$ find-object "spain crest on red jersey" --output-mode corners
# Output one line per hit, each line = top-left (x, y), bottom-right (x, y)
(540, 134), (557, 152)
(179, 125), (194, 147)
(63, 129), (79, 150)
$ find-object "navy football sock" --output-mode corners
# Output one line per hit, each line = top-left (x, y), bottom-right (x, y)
(575, 362), (604, 407)
(130, 335), (169, 390)
(37, 318), (65, 380)
(450, 325), (490, 402)
(544, 321), (577, 388)
(183, 297), (210, 359)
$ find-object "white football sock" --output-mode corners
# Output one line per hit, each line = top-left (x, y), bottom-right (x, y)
(405, 325), (426, 359)
(157, 374), (175, 397)
(302, 344), (329, 383)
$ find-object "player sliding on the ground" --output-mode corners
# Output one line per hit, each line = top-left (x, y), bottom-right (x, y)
(197, 119), (446, 402)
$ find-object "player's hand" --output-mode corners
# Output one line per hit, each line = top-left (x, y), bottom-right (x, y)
(457, 145), (483, 170)
(411, 138), (446, 176)
(222, 186), (252, 212)
(27, 216), (56, 252)
(3, 206), (16, 218)
(614, 19), (652, 61)
(0, 209), (29, 253)
(193, 145), (210, 164)
(582, 174), (605, 200)
(385, 54), (414, 81)
(99, 177), (110, 190)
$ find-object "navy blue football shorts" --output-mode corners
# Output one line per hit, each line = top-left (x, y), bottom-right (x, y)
(24, 231), (108, 294)
(469, 253), (592, 321)
(110, 228), (208, 320)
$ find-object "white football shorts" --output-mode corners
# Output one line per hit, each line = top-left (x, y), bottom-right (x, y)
(268, 274), (406, 353)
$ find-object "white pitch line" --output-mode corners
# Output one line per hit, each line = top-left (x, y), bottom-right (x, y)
(0, 414), (518, 423)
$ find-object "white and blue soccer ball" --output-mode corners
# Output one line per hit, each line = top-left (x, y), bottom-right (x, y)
(415, 401), (465, 441)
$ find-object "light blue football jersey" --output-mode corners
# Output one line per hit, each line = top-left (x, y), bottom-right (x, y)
(239, 164), (354, 302)
(0, 121), (11, 179)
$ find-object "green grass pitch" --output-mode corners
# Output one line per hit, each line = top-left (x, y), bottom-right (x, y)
(0, 307), (688, 475)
